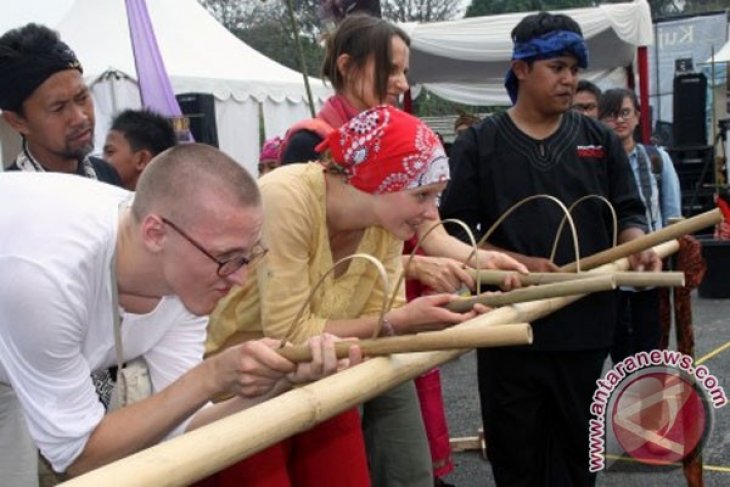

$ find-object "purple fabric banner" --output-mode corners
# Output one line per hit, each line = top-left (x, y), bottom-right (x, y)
(125, 0), (183, 117)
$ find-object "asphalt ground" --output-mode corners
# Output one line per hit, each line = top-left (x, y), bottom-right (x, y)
(439, 292), (730, 487)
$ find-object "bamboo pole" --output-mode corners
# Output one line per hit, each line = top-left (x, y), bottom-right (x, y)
(469, 270), (685, 288)
(444, 274), (616, 312)
(284, 0), (315, 117)
(278, 323), (533, 362)
(60, 240), (680, 487)
(560, 208), (721, 272)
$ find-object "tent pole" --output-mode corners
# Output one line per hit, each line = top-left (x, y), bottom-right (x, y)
(107, 72), (119, 115)
(284, 0), (316, 117)
(653, 21), (661, 123)
(637, 46), (651, 144)
(710, 45), (716, 148)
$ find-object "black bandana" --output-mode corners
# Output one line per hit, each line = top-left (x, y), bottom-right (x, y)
(0, 27), (83, 111)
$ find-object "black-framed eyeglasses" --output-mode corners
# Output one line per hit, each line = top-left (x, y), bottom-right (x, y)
(161, 217), (268, 277)
(602, 107), (634, 122)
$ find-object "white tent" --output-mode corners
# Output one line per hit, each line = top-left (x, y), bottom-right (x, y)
(403, 0), (654, 106)
(706, 39), (730, 64)
(1, 0), (332, 175)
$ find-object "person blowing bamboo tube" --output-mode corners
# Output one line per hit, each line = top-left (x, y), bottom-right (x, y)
(204, 106), (495, 486)
(272, 15), (526, 485)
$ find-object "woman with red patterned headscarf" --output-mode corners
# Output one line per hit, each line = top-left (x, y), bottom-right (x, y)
(272, 14), (526, 487)
(203, 106), (493, 487)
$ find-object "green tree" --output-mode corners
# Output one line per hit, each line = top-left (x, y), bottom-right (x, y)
(382, 0), (462, 22)
(465, 0), (596, 17)
(199, 0), (325, 76)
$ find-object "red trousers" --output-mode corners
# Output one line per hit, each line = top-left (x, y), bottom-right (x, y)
(415, 368), (454, 477)
(195, 409), (369, 487)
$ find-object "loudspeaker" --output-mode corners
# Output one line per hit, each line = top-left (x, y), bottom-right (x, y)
(175, 93), (219, 148)
(654, 121), (673, 147)
(672, 73), (707, 147)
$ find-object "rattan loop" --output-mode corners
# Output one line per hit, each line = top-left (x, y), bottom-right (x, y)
(290, 253), (390, 340)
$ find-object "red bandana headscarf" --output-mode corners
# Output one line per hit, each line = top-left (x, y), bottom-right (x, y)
(315, 105), (450, 194)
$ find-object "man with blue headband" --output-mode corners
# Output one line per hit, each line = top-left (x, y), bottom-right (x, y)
(441, 12), (660, 486)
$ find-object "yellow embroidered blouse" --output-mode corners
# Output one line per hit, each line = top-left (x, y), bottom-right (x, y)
(206, 163), (405, 353)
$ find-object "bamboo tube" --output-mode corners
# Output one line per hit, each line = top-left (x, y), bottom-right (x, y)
(60, 240), (680, 487)
(469, 270), (685, 288)
(609, 271), (685, 288)
(560, 208), (720, 272)
(278, 323), (533, 362)
(444, 274), (616, 313)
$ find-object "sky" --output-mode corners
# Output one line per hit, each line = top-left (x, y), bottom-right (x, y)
(0, 0), (75, 32)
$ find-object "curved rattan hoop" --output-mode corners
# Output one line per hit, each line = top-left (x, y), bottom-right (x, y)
(549, 195), (617, 265)
(477, 194), (582, 273)
(290, 253), (390, 340)
(387, 219), (480, 312)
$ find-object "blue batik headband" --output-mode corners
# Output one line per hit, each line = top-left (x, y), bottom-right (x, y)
(504, 30), (588, 104)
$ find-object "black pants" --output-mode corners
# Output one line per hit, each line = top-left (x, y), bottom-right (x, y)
(610, 288), (661, 364)
(477, 348), (607, 487)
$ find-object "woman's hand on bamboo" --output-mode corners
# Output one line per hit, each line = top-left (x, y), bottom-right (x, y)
(389, 294), (490, 334)
(407, 254), (475, 293)
(468, 249), (528, 289)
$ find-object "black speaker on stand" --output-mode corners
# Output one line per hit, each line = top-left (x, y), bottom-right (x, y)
(672, 72), (707, 147)
(654, 120), (673, 147)
(175, 93), (219, 148)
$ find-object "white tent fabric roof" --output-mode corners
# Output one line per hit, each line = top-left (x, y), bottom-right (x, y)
(57, 0), (330, 104)
(0, 0), (74, 33)
(403, 0), (654, 105)
(705, 39), (730, 64)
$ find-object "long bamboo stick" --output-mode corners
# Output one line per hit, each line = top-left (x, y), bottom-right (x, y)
(560, 208), (720, 272)
(444, 274), (616, 312)
(469, 270), (685, 288)
(278, 323), (533, 362)
(60, 240), (680, 487)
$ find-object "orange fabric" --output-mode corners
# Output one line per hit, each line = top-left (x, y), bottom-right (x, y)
(279, 94), (357, 162)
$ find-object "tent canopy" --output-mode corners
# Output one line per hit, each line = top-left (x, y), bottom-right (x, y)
(705, 39), (730, 64)
(57, 0), (330, 105)
(1, 0), (331, 174)
(403, 0), (654, 105)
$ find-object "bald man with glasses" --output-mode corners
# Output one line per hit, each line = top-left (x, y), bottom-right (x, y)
(0, 143), (360, 485)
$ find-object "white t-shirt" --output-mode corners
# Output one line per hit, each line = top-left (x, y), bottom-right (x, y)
(0, 173), (208, 472)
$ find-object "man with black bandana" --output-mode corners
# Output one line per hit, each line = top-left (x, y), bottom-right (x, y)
(0, 23), (121, 185)
(440, 12), (661, 486)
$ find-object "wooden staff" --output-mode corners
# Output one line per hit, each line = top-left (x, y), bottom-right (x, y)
(60, 240), (680, 487)
(560, 208), (721, 272)
(278, 323), (533, 362)
(469, 270), (685, 288)
(444, 274), (616, 313)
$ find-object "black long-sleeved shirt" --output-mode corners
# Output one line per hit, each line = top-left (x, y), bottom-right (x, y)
(440, 110), (647, 350)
